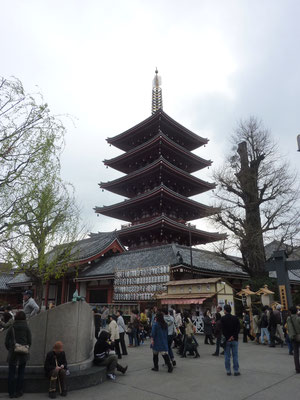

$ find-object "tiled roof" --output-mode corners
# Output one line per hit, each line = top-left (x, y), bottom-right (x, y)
(174, 245), (248, 276)
(47, 231), (122, 264)
(7, 273), (32, 287)
(8, 231), (123, 287)
(0, 268), (15, 292)
(78, 245), (177, 278)
(78, 244), (248, 280)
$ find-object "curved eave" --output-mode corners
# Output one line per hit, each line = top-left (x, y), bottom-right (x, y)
(100, 157), (215, 197)
(104, 132), (212, 174)
(95, 184), (219, 221)
(107, 110), (208, 151)
(67, 238), (125, 265)
(117, 215), (226, 243)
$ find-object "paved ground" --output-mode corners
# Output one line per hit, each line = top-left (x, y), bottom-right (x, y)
(1, 337), (300, 400)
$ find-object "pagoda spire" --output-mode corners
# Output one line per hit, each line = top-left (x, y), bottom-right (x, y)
(151, 68), (163, 114)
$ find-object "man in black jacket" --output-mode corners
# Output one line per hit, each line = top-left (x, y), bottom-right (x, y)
(44, 341), (68, 398)
(221, 304), (241, 376)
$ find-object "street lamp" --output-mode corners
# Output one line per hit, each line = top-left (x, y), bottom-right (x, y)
(297, 134), (300, 152)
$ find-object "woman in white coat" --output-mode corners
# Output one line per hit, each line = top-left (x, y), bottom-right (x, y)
(108, 315), (122, 359)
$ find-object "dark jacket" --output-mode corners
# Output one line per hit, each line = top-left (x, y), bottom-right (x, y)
(94, 338), (114, 361)
(5, 320), (32, 365)
(268, 311), (277, 330)
(94, 313), (101, 330)
(203, 316), (213, 335)
(260, 312), (268, 328)
(221, 314), (240, 341)
(44, 351), (68, 376)
(214, 319), (222, 339)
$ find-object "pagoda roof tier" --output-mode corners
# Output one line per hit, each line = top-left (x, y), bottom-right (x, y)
(104, 132), (212, 174)
(107, 110), (208, 152)
(100, 157), (215, 198)
(95, 184), (219, 222)
(117, 215), (226, 248)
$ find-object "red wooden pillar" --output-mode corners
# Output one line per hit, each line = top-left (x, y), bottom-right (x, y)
(61, 278), (66, 304)
(107, 286), (113, 304)
(44, 281), (50, 309)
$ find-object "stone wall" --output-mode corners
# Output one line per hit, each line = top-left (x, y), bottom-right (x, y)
(0, 301), (94, 367)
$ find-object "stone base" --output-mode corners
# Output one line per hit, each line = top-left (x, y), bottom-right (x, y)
(0, 365), (107, 393)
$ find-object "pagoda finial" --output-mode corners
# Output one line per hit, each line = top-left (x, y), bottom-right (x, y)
(152, 68), (163, 114)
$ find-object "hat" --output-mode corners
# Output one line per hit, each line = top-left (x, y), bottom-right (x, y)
(23, 290), (33, 297)
(53, 341), (63, 352)
(276, 304), (282, 310)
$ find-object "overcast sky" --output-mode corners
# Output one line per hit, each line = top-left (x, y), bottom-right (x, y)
(2, 0), (300, 238)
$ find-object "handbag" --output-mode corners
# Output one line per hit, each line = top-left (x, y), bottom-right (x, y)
(289, 317), (300, 343)
(12, 328), (29, 354)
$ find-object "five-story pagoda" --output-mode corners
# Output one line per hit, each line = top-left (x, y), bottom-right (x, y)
(96, 70), (225, 249)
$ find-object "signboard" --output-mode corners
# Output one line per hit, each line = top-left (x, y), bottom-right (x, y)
(114, 265), (169, 301)
(279, 285), (288, 311)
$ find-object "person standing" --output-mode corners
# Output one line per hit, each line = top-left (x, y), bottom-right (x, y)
(212, 312), (222, 356)
(128, 310), (139, 347)
(273, 304), (285, 343)
(22, 290), (39, 319)
(151, 312), (173, 373)
(5, 311), (32, 398)
(163, 309), (176, 366)
(268, 308), (283, 347)
(260, 306), (271, 345)
(93, 308), (101, 339)
(101, 305), (109, 329)
(108, 315), (122, 359)
(286, 306), (300, 373)
(44, 341), (68, 398)
(242, 311), (254, 342)
(203, 310), (215, 345)
(252, 310), (261, 344)
(221, 304), (241, 376)
(116, 310), (128, 356)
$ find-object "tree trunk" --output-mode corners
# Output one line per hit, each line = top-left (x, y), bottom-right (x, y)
(237, 142), (266, 275)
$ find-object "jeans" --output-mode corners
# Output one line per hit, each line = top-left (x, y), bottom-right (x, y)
(286, 334), (293, 354)
(224, 341), (239, 373)
(8, 363), (26, 396)
(129, 328), (138, 346)
(260, 327), (270, 344)
(215, 337), (221, 355)
(101, 319), (107, 329)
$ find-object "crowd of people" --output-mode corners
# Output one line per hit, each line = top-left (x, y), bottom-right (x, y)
(2, 292), (300, 398)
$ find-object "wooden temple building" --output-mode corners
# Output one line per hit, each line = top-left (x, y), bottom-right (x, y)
(6, 71), (253, 311)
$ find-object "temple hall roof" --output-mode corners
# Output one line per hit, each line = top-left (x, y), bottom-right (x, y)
(76, 244), (248, 281)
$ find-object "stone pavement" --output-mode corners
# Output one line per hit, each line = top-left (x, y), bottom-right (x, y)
(1, 337), (300, 400)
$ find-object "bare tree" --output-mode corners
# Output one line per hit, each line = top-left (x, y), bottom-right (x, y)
(212, 117), (300, 276)
(0, 77), (64, 238)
